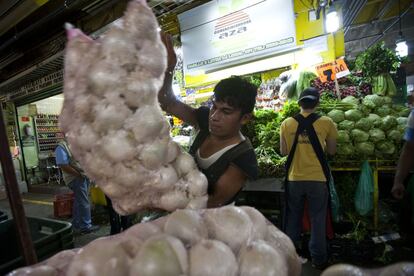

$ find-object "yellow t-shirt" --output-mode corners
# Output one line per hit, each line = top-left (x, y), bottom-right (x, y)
(280, 112), (338, 181)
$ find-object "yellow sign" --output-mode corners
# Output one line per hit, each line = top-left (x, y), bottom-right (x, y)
(315, 58), (350, 82)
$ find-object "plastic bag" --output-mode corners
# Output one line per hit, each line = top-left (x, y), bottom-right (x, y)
(355, 161), (374, 216)
(329, 173), (341, 222)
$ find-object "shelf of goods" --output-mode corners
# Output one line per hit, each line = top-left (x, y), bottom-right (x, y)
(331, 160), (396, 231)
(34, 114), (64, 153)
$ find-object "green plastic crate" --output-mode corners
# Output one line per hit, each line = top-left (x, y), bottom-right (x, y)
(0, 216), (74, 275)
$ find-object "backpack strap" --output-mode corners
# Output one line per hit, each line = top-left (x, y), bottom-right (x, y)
(285, 113), (321, 175)
(203, 138), (254, 205)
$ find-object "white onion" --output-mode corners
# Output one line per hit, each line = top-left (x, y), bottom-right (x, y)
(174, 152), (196, 177)
(159, 190), (190, 211)
(205, 206), (253, 253)
(185, 169), (208, 197)
(67, 238), (131, 276)
(238, 239), (287, 276)
(240, 206), (268, 240)
(321, 264), (366, 276)
(189, 239), (238, 276)
(8, 265), (57, 276)
(131, 234), (187, 276)
(266, 225), (301, 276)
(164, 209), (208, 246)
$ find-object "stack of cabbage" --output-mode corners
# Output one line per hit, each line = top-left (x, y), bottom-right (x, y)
(327, 95), (410, 159)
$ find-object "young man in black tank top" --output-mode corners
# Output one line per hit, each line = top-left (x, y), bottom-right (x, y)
(158, 34), (258, 208)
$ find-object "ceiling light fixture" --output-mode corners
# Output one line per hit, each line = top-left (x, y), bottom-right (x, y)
(395, 0), (408, 57)
(325, 2), (339, 33)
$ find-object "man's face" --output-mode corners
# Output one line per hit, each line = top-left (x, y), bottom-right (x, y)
(208, 100), (250, 137)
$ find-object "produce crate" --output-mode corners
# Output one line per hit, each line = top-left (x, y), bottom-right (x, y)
(53, 193), (74, 218)
(236, 178), (285, 228)
(0, 217), (74, 275)
(90, 186), (107, 206)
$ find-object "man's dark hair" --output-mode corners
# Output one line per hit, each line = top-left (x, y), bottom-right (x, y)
(298, 87), (320, 109)
(213, 76), (257, 115)
(299, 98), (319, 109)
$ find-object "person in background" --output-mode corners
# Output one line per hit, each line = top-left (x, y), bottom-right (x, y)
(279, 88), (338, 270)
(55, 139), (99, 234)
(105, 195), (133, 235)
(158, 34), (258, 208)
(391, 105), (414, 246)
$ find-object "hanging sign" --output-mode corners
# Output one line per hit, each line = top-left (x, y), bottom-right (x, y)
(315, 58), (350, 82)
(178, 0), (296, 75)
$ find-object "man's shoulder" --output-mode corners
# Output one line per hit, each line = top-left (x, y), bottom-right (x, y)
(318, 115), (335, 125)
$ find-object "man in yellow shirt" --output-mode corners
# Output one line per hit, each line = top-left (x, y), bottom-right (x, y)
(280, 87), (338, 269)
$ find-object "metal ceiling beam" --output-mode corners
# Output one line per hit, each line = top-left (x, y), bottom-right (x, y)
(376, 0), (396, 19)
(367, 2), (413, 48)
(344, 0), (368, 36)
(0, 0), (50, 36)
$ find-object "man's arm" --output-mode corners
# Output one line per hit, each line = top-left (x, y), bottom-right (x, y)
(207, 165), (246, 208)
(280, 135), (288, 156)
(59, 164), (82, 178)
(279, 122), (288, 156)
(326, 138), (337, 155)
(392, 140), (414, 199)
(158, 33), (198, 127)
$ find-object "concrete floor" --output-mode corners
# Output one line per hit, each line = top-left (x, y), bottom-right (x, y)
(0, 192), (322, 275)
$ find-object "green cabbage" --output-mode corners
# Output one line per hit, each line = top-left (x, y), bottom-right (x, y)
(369, 128), (386, 142)
(327, 110), (345, 123)
(375, 106), (392, 117)
(341, 96), (359, 106)
(355, 142), (375, 156)
(355, 118), (372, 130)
(380, 115), (398, 131)
(338, 120), (355, 131)
(397, 117), (408, 126)
(398, 108), (411, 117)
(358, 105), (372, 116)
(337, 143), (354, 155)
(363, 94), (384, 109)
(376, 141), (395, 155)
(387, 129), (402, 141)
(383, 96), (393, 105)
(367, 113), (382, 128)
(351, 129), (369, 142)
(397, 124), (406, 134)
(337, 130), (350, 143)
(345, 109), (363, 122)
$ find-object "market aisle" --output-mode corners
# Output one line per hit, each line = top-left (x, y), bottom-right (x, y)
(0, 193), (110, 248)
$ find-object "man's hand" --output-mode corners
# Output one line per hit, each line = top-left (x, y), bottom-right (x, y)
(160, 32), (177, 73)
(391, 182), (405, 200)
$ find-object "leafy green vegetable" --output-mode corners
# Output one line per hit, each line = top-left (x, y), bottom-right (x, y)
(380, 115), (398, 131)
(387, 129), (402, 141)
(337, 143), (354, 155)
(327, 110), (345, 123)
(375, 106), (392, 117)
(367, 113), (382, 127)
(355, 142), (375, 156)
(342, 96), (359, 105)
(355, 118), (372, 131)
(345, 109), (363, 122)
(338, 130), (350, 143)
(338, 120), (355, 131)
(355, 42), (401, 78)
(351, 129), (370, 142)
(369, 128), (386, 143)
(362, 94), (384, 109)
(376, 141), (395, 155)
(397, 117), (408, 126)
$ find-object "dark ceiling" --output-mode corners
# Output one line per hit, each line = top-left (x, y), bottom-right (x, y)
(0, 0), (413, 93)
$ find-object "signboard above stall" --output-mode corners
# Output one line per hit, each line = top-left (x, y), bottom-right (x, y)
(178, 0), (296, 75)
